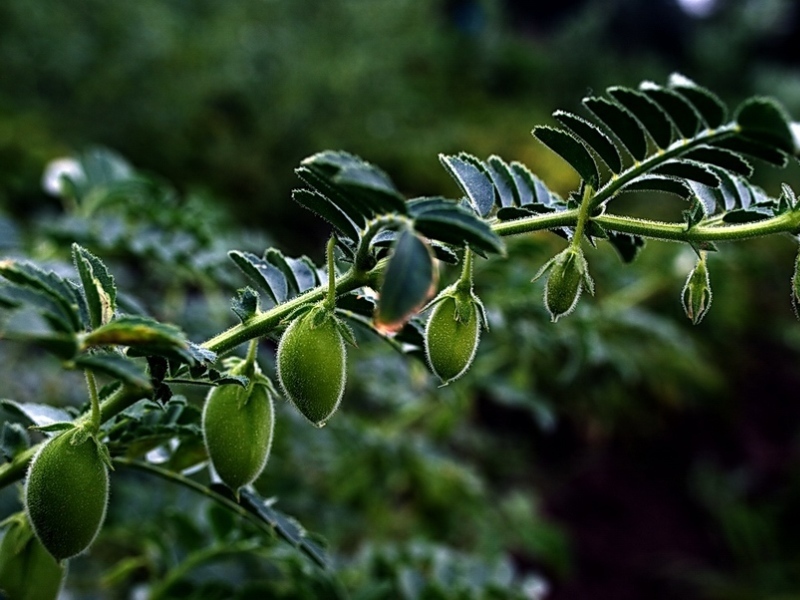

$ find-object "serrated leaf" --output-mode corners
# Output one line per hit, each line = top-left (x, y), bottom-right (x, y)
(335, 319), (358, 348)
(375, 230), (437, 332)
(583, 96), (648, 161)
(291, 188), (361, 241)
(429, 241), (459, 264)
(607, 231), (645, 263)
(669, 74), (727, 128)
(608, 87), (673, 149)
(300, 151), (407, 216)
(228, 250), (288, 305)
(231, 287), (260, 323)
(0, 399), (75, 428)
(714, 137), (788, 167)
(238, 488), (329, 568)
(0, 285), (81, 336)
(554, 111), (622, 173)
(721, 209), (772, 224)
(265, 248), (301, 298)
(0, 260), (81, 332)
(72, 243), (116, 329)
(640, 83), (702, 138)
(683, 199), (706, 227)
(621, 175), (693, 199)
(686, 146), (752, 177)
(295, 166), (368, 230)
(439, 154), (495, 217)
(409, 197), (504, 256)
(33, 422), (76, 435)
(286, 255), (320, 293)
(485, 156), (519, 207)
(83, 315), (188, 353)
(509, 162), (560, 207)
(496, 205), (557, 221)
(654, 160), (721, 187)
(0, 329), (79, 360)
(533, 126), (599, 188)
(735, 97), (795, 154)
(1, 422), (30, 461)
(75, 352), (152, 390)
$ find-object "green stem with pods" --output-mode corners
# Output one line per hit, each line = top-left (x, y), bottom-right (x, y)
(1, 178), (799, 490)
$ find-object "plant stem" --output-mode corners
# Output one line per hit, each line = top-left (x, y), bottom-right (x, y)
(594, 211), (800, 242)
(203, 267), (366, 355)
(456, 248), (473, 292)
(491, 208), (580, 237)
(324, 235), (336, 311)
(588, 126), (737, 210)
(85, 369), (101, 433)
(570, 185), (594, 250)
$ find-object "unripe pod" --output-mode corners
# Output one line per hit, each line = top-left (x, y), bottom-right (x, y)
(535, 247), (594, 322)
(277, 308), (346, 427)
(203, 379), (275, 494)
(681, 252), (712, 324)
(425, 294), (481, 384)
(0, 514), (65, 600)
(24, 429), (109, 561)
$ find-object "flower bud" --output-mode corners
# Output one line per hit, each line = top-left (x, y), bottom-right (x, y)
(682, 252), (712, 324)
(534, 247), (594, 322)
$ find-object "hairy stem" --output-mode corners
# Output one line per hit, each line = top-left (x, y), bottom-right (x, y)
(594, 211), (800, 242)
(85, 369), (101, 433)
(588, 125), (737, 210)
(571, 185), (595, 250)
(324, 235), (337, 311)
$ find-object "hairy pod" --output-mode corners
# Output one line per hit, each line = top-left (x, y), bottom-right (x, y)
(24, 429), (109, 561)
(682, 253), (712, 324)
(425, 293), (481, 384)
(0, 514), (66, 600)
(203, 379), (275, 494)
(535, 247), (594, 322)
(277, 307), (346, 427)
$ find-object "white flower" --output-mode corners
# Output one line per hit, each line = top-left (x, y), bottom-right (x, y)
(41, 157), (85, 197)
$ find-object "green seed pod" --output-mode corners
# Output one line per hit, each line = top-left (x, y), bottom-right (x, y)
(534, 247), (594, 322)
(24, 429), (109, 561)
(0, 513), (66, 600)
(277, 307), (346, 427)
(682, 252), (712, 324)
(425, 293), (482, 384)
(203, 379), (275, 494)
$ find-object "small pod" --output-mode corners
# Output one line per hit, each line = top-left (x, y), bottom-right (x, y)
(277, 307), (346, 427)
(0, 513), (66, 600)
(425, 294), (481, 384)
(682, 252), (712, 324)
(24, 429), (109, 561)
(535, 247), (594, 322)
(203, 379), (275, 494)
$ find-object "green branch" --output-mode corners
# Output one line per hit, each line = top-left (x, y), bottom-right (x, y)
(595, 211), (800, 242)
(588, 125), (737, 210)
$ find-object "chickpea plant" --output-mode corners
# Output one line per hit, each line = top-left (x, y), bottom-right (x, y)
(2, 74), (800, 595)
